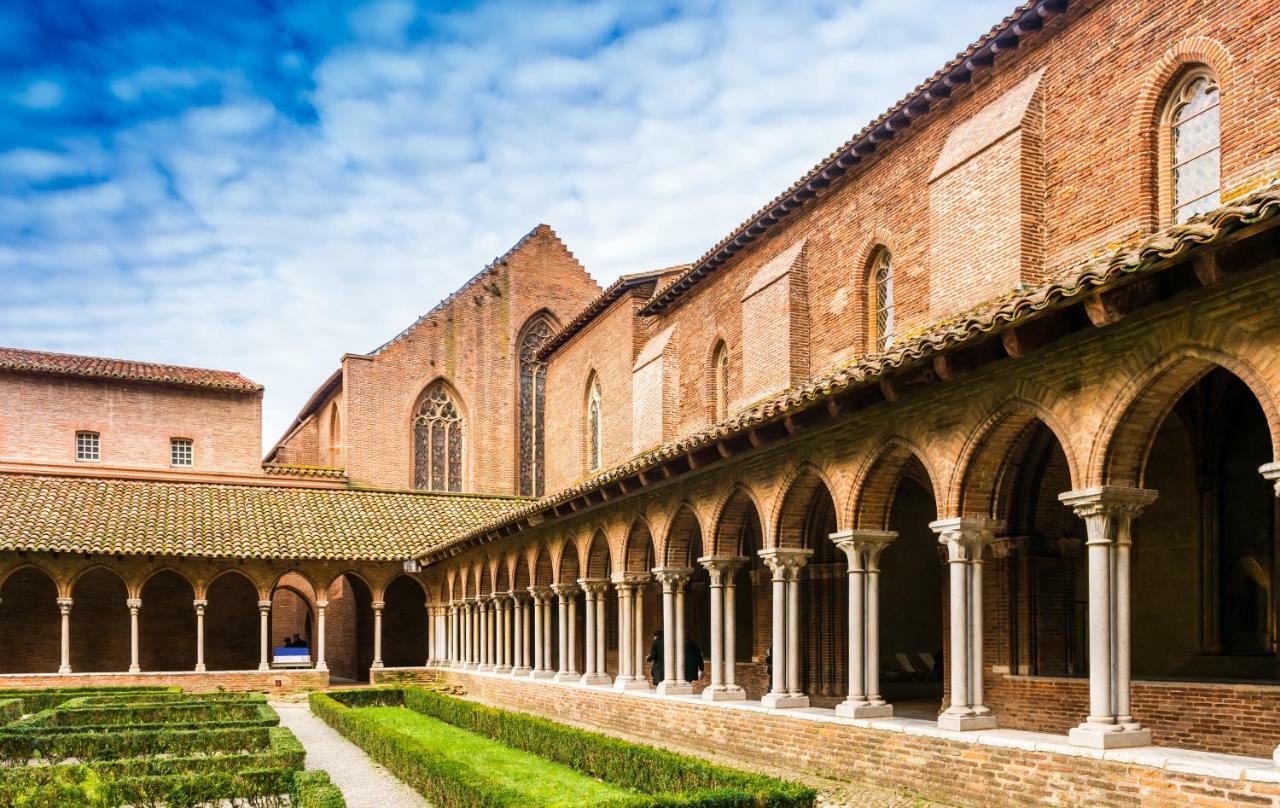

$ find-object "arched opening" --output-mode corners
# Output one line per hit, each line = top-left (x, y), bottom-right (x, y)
(327, 573), (373, 682)
(557, 542), (581, 673)
(413, 380), (464, 492)
(623, 519), (658, 685)
(585, 372), (603, 473)
(773, 467), (845, 705)
(518, 312), (557, 496)
(327, 402), (342, 468)
(383, 575), (428, 667)
(710, 341), (730, 422)
(0, 567), (60, 673)
(583, 531), (615, 679)
(666, 505), (709, 690)
(139, 570), (196, 672)
(205, 571), (259, 671)
(71, 568), (130, 673)
(1131, 367), (1277, 680)
(712, 489), (767, 697)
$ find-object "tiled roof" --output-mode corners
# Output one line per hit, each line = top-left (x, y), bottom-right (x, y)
(447, 184), (1280, 551)
(261, 463), (347, 479)
(640, 0), (1066, 316)
(535, 269), (675, 360)
(0, 347), (261, 393)
(0, 474), (526, 561)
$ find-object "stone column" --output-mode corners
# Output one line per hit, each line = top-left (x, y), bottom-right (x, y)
(510, 594), (527, 675)
(127, 597), (142, 673)
(257, 600), (272, 672)
(529, 587), (554, 678)
(552, 583), (579, 681)
(371, 600), (385, 670)
(612, 578), (634, 689)
(578, 579), (611, 685)
(830, 530), (896, 718)
(930, 517), (1001, 731)
(633, 580), (648, 685)
(315, 599), (328, 672)
(1262, 463), (1280, 768)
(653, 567), (693, 695)
(194, 599), (208, 672)
(758, 548), (812, 708)
(57, 597), (73, 674)
(496, 595), (513, 673)
(1059, 487), (1158, 748)
(699, 556), (747, 701)
(465, 601), (476, 667)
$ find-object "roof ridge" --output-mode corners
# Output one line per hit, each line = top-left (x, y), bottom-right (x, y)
(0, 346), (261, 392)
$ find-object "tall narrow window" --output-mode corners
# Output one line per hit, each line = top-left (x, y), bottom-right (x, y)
(413, 381), (463, 492)
(518, 314), (556, 497)
(871, 249), (895, 351)
(1168, 70), (1220, 223)
(586, 375), (602, 473)
(327, 402), (342, 467)
(712, 341), (729, 421)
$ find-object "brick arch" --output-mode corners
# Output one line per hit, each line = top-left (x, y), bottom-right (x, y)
(851, 227), (904, 352)
(705, 331), (732, 423)
(1095, 347), (1280, 487)
(532, 542), (555, 587)
(622, 517), (656, 573)
(848, 436), (944, 530)
(1131, 36), (1234, 229)
(0, 560), (62, 593)
(70, 566), (130, 673)
(662, 503), (705, 567)
(553, 537), (580, 584)
(495, 556), (512, 594)
(266, 569), (320, 603)
(771, 461), (842, 549)
(583, 530), (611, 579)
(448, 569), (463, 601)
(478, 559), (495, 597)
(949, 399), (1079, 519)
(0, 565), (61, 673)
(709, 484), (766, 557)
(325, 568), (378, 601)
(68, 563), (128, 595)
(512, 550), (532, 591)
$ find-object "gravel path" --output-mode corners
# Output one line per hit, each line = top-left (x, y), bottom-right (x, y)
(274, 702), (430, 808)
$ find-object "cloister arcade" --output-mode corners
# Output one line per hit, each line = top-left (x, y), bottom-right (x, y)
(0, 560), (433, 683)
(431, 346), (1280, 753)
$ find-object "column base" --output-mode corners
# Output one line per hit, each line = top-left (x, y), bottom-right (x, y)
(129, 665), (140, 673)
(1069, 722), (1152, 749)
(371, 662), (385, 670)
(58, 666), (71, 675)
(510, 666), (531, 676)
(257, 663), (270, 672)
(655, 680), (692, 696)
(463, 662), (479, 670)
(580, 673), (612, 686)
(553, 670), (579, 682)
(702, 685), (746, 702)
(475, 664), (493, 672)
(530, 669), (557, 679)
(194, 664), (207, 673)
(762, 692), (810, 709)
(615, 677), (653, 692)
(314, 663), (327, 673)
(835, 700), (893, 719)
(937, 710), (997, 732)
(494, 665), (512, 674)
(1272, 745), (1279, 767)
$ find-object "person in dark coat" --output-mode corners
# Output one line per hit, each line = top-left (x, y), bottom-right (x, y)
(282, 636), (295, 648)
(646, 629), (664, 685)
(683, 634), (704, 683)
(292, 634), (308, 649)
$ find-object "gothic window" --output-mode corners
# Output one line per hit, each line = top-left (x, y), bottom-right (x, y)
(413, 382), (463, 492)
(871, 249), (895, 351)
(327, 402), (342, 467)
(1167, 70), (1220, 223)
(518, 314), (556, 497)
(712, 341), (729, 421)
(587, 374), (602, 473)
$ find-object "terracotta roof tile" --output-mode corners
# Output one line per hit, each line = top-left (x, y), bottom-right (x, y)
(261, 464), (347, 479)
(535, 269), (675, 360)
(0, 347), (261, 393)
(445, 183), (1280, 553)
(0, 474), (525, 561)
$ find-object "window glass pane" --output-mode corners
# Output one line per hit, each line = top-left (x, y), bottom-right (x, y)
(170, 439), (193, 466)
(414, 381), (463, 491)
(1173, 105), (1219, 164)
(1175, 191), (1220, 223)
(1170, 74), (1219, 221)
(1174, 150), (1219, 209)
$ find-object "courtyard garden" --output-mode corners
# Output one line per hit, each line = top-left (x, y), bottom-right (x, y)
(312, 686), (817, 807)
(0, 685), (344, 807)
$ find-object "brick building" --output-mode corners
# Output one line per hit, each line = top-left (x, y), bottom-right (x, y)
(4, 0), (1280, 803)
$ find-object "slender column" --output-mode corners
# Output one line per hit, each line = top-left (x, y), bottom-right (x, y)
(314, 599), (328, 672)
(722, 570), (737, 689)
(493, 597), (507, 672)
(578, 579), (611, 684)
(1262, 463), (1280, 769)
(930, 518), (1002, 731)
(633, 582), (647, 683)
(543, 591), (554, 674)
(552, 583), (579, 681)
(521, 595), (532, 672)
(1060, 487), (1158, 748)
(699, 556), (747, 701)
(446, 604), (455, 664)
(831, 531), (896, 718)
(758, 548), (812, 709)
(511, 594), (528, 675)
(194, 599), (208, 672)
(126, 597), (142, 673)
(57, 597), (73, 674)
(612, 579), (634, 690)
(529, 587), (555, 678)
(257, 599), (272, 672)
(653, 568), (692, 695)
(371, 600), (385, 669)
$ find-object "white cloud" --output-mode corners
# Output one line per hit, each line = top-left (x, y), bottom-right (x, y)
(0, 0), (1013, 450)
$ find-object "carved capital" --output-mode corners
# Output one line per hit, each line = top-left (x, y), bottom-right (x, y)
(1058, 487), (1158, 547)
(315, 599), (329, 610)
(930, 517), (1005, 562)
(126, 598), (142, 612)
(829, 530), (897, 571)
(371, 600), (386, 611)
(192, 598), (208, 614)
(577, 578), (610, 595)
(1260, 462), (1280, 497)
(651, 566), (694, 590)
(550, 582), (580, 599)
(56, 597), (73, 615)
(257, 599), (273, 612)
(757, 547), (813, 579)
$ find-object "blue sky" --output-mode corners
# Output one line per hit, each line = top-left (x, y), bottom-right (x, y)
(1, 0), (1012, 447)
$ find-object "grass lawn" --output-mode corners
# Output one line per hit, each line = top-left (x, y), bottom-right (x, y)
(354, 706), (638, 806)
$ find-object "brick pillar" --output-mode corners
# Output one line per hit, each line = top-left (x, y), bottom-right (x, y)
(1060, 487), (1158, 749)
(830, 531), (895, 718)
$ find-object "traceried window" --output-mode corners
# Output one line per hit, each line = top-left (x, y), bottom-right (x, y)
(518, 314), (556, 496)
(871, 249), (895, 351)
(1167, 70), (1220, 223)
(712, 341), (729, 421)
(170, 438), (193, 467)
(75, 431), (99, 462)
(413, 382), (463, 492)
(586, 374), (602, 473)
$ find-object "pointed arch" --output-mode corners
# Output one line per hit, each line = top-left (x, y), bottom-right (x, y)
(585, 370), (603, 473)
(662, 503), (705, 567)
(554, 538), (580, 584)
(513, 550), (532, 592)
(413, 378), (465, 492)
(583, 530), (611, 579)
(622, 517), (656, 573)
(849, 436), (943, 530)
(709, 337), (731, 422)
(773, 462), (841, 550)
(532, 542), (555, 587)
(495, 556), (513, 594)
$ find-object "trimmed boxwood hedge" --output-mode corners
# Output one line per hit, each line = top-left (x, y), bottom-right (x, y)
(295, 770), (347, 808)
(0, 725), (274, 766)
(2, 702), (279, 736)
(0, 699), (23, 726)
(0, 686), (177, 714)
(313, 687), (815, 807)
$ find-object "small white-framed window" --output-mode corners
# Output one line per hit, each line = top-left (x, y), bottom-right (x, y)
(75, 431), (100, 462)
(170, 438), (194, 467)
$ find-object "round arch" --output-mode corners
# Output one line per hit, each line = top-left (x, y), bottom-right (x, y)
(70, 566), (129, 673)
(139, 569), (197, 671)
(205, 569), (260, 671)
(0, 565), (60, 673)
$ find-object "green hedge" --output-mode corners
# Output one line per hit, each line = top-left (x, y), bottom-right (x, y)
(315, 688), (815, 807)
(0, 699), (22, 727)
(37, 699), (267, 727)
(0, 686), (177, 714)
(294, 770), (347, 808)
(2, 702), (279, 736)
(67, 691), (262, 707)
(0, 724), (274, 766)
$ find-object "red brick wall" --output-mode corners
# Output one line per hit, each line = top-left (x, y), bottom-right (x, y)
(0, 669), (328, 695)
(0, 374), (262, 474)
